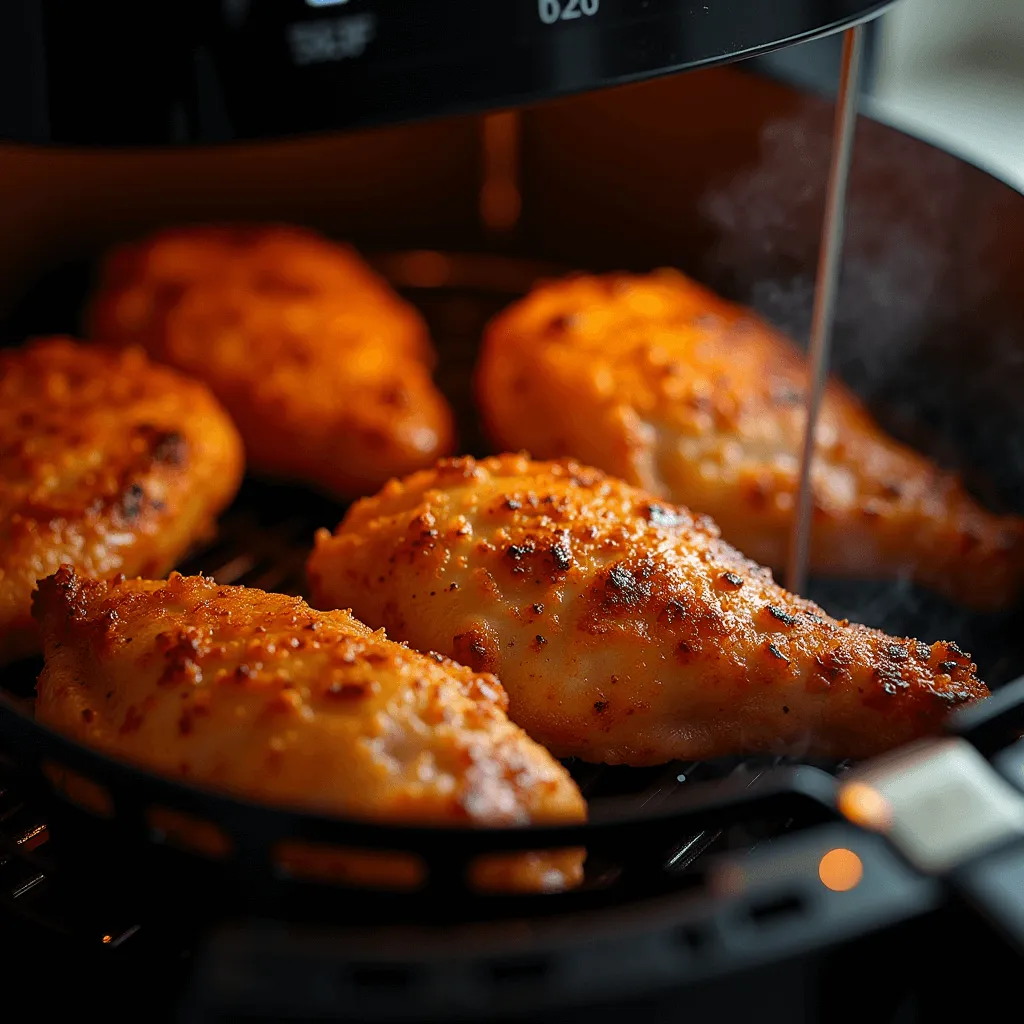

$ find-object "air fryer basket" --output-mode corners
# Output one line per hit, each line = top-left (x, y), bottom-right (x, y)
(1, 66), (1023, 1018)
(0, 251), (847, 923)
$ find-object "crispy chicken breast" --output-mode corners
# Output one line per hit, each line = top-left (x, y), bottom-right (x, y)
(33, 567), (585, 893)
(308, 455), (988, 765)
(475, 270), (1024, 610)
(0, 338), (243, 665)
(89, 224), (455, 498)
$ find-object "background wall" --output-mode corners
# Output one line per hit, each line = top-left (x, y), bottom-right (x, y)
(752, 0), (1024, 193)
(871, 0), (1024, 191)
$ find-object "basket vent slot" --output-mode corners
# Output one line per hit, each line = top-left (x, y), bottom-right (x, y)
(748, 891), (806, 925)
(350, 963), (415, 992)
(488, 955), (550, 986)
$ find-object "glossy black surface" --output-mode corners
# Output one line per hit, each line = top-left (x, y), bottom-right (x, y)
(0, 0), (895, 145)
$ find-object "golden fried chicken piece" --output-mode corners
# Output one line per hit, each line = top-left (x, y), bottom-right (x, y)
(308, 455), (988, 765)
(0, 338), (243, 666)
(476, 270), (1024, 610)
(89, 225), (455, 498)
(34, 567), (585, 892)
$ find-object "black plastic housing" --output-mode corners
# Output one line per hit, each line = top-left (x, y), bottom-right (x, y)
(1, 0), (895, 145)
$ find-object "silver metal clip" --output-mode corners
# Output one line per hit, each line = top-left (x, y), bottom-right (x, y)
(839, 737), (1024, 874)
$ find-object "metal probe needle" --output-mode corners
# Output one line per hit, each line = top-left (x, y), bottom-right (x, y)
(786, 23), (865, 595)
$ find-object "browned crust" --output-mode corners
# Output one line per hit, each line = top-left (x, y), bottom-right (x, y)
(0, 337), (244, 664)
(33, 567), (586, 891)
(88, 224), (455, 498)
(309, 454), (989, 764)
(475, 270), (1024, 610)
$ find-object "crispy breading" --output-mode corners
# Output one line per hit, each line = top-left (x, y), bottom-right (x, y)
(0, 338), (243, 664)
(33, 567), (585, 892)
(475, 270), (1024, 610)
(89, 225), (455, 498)
(308, 454), (988, 764)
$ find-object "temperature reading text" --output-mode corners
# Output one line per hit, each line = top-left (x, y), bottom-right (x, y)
(288, 14), (376, 65)
(538, 0), (599, 25)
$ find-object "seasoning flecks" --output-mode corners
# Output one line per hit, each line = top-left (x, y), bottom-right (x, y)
(766, 604), (798, 626)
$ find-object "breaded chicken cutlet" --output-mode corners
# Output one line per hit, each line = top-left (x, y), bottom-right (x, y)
(308, 454), (988, 765)
(0, 338), (243, 665)
(33, 567), (586, 893)
(476, 270), (1024, 610)
(89, 224), (455, 499)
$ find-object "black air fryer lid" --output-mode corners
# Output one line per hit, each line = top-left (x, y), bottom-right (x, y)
(1, 0), (894, 145)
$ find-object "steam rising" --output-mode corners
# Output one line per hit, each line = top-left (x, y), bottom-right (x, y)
(698, 99), (1024, 686)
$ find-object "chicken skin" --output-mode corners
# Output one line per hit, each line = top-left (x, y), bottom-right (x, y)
(33, 567), (586, 893)
(0, 338), (243, 665)
(476, 270), (1024, 610)
(89, 224), (455, 498)
(308, 455), (988, 765)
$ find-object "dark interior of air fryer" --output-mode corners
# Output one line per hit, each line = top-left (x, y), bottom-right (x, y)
(2, 64), (1024, 980)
